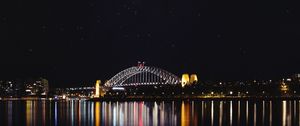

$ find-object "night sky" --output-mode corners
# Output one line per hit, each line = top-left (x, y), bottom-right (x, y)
(1, 0), (300, 87)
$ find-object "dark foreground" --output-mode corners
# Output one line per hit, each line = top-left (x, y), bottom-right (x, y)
(0, 99), (299, 126)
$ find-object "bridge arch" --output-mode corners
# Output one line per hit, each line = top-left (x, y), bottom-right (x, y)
(104, 66), (181, 87)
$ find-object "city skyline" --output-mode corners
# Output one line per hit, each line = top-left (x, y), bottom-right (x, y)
(2, 1), (300, 126)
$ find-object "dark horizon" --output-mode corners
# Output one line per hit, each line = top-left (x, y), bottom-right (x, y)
(1, 0), (300, 87)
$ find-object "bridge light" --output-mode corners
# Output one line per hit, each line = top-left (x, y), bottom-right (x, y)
(112, 87), (125, 91)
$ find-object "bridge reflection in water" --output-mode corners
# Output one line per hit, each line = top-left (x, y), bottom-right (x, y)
(1, 100), (300, 126)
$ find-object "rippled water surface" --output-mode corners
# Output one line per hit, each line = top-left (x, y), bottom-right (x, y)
(0, 100), (300, 126)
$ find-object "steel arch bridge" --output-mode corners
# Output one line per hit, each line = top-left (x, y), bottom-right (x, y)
(104, 66), (181, 87)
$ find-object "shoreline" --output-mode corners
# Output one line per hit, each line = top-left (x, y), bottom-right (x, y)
(90, 96), (300, 101)
(1, 96), (300, 101)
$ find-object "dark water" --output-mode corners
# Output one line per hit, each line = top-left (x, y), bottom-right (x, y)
(0, 100), (299, 126)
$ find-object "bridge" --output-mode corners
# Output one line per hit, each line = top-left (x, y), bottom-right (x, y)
(104, 64), (181, 87)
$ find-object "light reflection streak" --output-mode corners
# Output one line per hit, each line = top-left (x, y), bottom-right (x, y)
(288, 101), (291, 126)
(219, 101), (223, 126)
(254, 103), (256, 126)
(119, 102), (124, 126)
(91, 102), (94, 126)
(181, 101), (190, 126)
(211, 101), (214, 126)
(283, 101), (286, 126)
(262, 101), (265, 126)
(139, 102), (143, 126)
(193, 101), (198, 126)
(133, 102), (138, 126)
(95, 102), (100, 126)
(293, 101), (296, 126)
(201, 101), (204, 126)
(54, 102), (57, 126)
(124, 102), (127, 126)
(117, 102), (119, 126)
(26, 101), (32, 126)
(42, 101), (46, 126)
(172, 101), (175, 126)
(108, 102), (112, 126)
(113, 102), (117, 126)
(87, 102), (91, 126)
(246, 101), (249, 126)
(78, 101), (81, 126)
(71, 100), (74, 126)
(230, 101), (232, 126)
(238, 101), (240, 126)
(269, 101), (272, 126)
(7, 101), (12, 126)
(34, 101), (37, 126)
(153, 102), (158, 126)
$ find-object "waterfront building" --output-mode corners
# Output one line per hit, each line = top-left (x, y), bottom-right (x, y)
(25, 78), (49, 96)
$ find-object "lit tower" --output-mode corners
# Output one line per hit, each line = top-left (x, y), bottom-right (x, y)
(95, 80), (101, 98)
(189, 74), (198, 84)
(181, 74), (190, 87)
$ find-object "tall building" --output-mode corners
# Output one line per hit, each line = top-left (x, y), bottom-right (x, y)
(25, 78), (49, 96)
(41, 78), (49, 95)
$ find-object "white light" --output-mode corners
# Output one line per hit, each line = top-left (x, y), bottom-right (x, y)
(112, 87), (125, 91)
(230, 91), (233, 95)
(62, 95), (66, 99)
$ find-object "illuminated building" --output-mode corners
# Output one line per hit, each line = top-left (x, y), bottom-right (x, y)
(189, 74), (198, 84)
(25, 78), (49, 96)
(280, 81), (289, 93)
(181, 74), (190, 87)
(94, 80), (101, 98)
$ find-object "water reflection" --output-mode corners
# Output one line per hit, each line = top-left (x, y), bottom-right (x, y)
(1, 100), (300, 125)
(26, 101), (32, 126)
(219, 101), (223, 126)
(8, 101), (12, 126)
